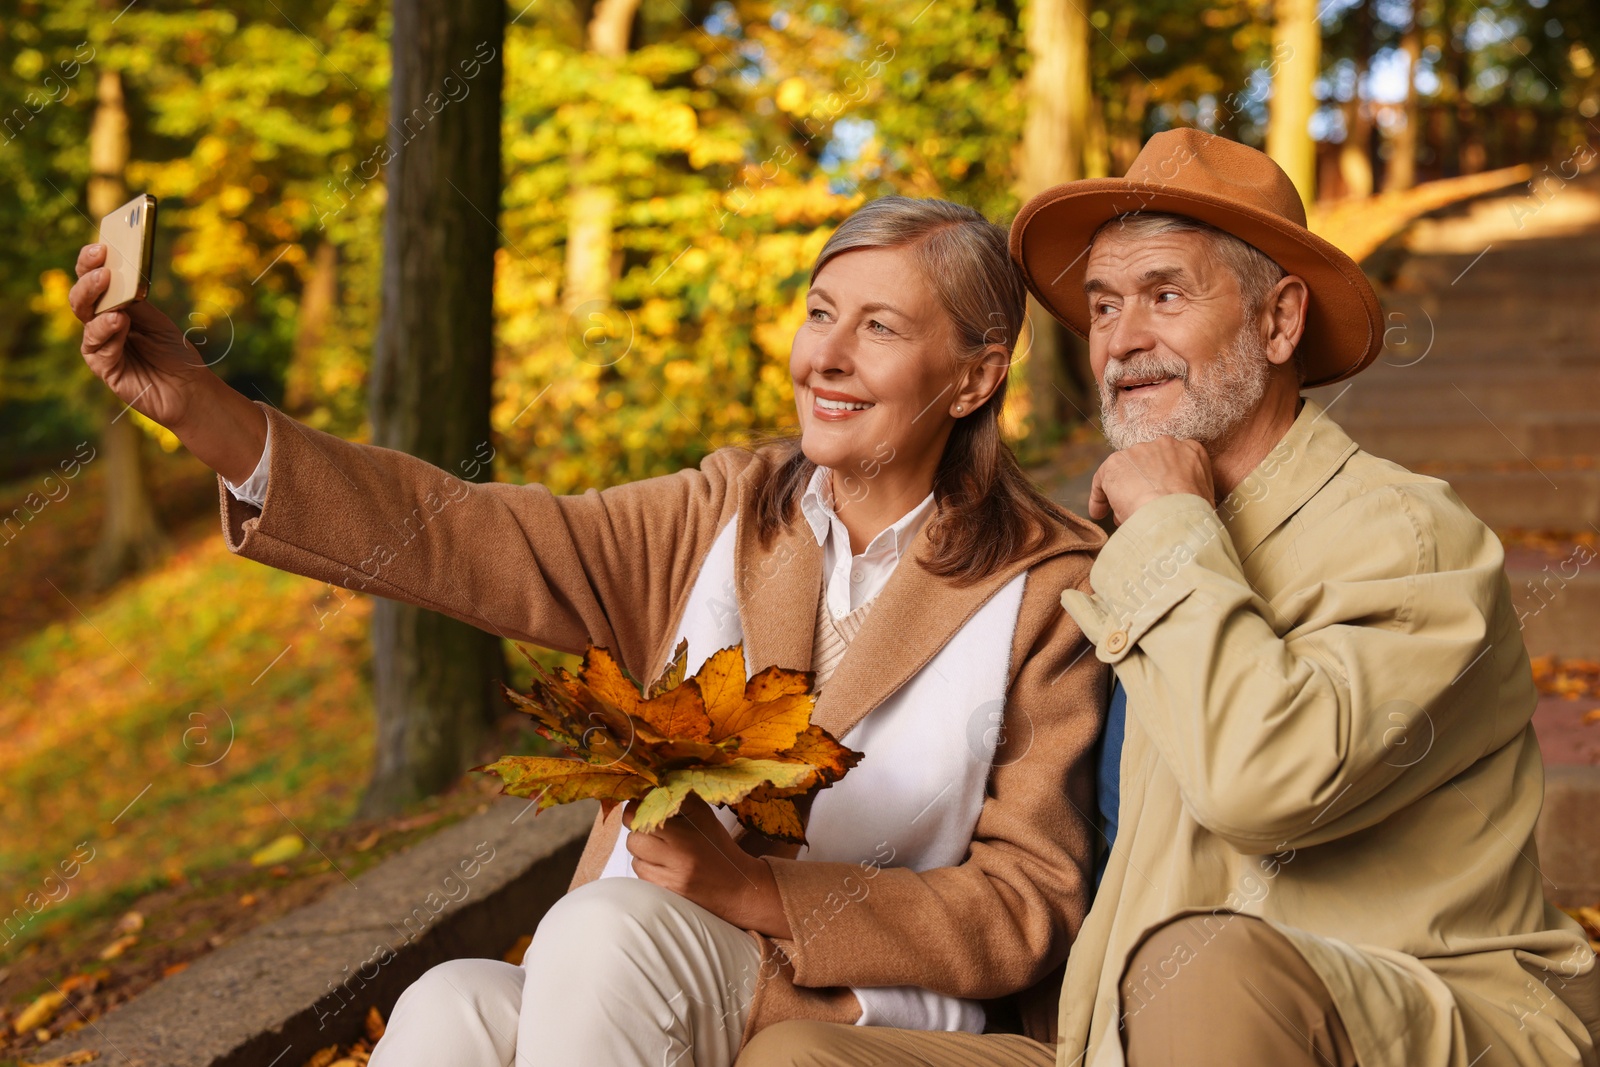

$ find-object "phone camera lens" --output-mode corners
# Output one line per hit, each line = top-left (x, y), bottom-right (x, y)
(131, 206), (141, 225)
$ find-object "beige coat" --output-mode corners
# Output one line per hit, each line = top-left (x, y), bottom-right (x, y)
(216, 401), (1110, 1047)
(1058, 396), (1600, 1066)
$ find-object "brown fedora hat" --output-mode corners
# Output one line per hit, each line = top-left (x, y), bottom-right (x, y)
(1009, 128), (1383, 388)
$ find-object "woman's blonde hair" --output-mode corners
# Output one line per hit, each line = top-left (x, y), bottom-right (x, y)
(753, 195), (1076, 583)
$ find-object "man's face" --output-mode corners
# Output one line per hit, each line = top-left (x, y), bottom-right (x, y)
(1082, 228), (1271, 451)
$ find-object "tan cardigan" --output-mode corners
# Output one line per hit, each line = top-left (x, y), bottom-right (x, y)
(217, 401), (1109, 1046)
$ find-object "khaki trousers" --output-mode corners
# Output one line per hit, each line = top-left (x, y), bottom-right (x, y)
(736, 914), (1358, 1067)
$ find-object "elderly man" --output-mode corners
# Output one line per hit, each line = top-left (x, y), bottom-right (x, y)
(736, 130), (1600, 1066)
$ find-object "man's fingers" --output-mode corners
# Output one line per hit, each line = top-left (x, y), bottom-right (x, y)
(1087, 463), (1110, 520)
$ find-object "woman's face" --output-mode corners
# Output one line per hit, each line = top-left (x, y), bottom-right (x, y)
(790, 245), (964, 483)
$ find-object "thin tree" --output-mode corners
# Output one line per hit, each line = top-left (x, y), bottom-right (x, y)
(363, 0), (507, 817)
(1339, 0), (1375, 199)
(85, 53), (169, 591)
(1018, 0), (1094, 438)
(563, 0), (642, 316)
(1267, 0), (1322, 205)
(1384, 0), (1421, 192)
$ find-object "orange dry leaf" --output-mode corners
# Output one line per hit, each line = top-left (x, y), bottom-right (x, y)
(476, 641), (862, 844)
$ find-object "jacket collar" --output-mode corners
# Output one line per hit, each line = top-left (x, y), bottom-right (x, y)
(1216, 396), (1361, 562)
(732, 458), (1105, 742)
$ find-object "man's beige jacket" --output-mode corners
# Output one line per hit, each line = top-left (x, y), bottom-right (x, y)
(1058, 396), (1600, 1066)
(216, 402), (1109, 1047)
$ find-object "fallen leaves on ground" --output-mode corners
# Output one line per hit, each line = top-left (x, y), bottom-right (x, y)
(21, 1049), (100, 1066)
(297, 1006), (385, 1067)
(477, 641), (862, 843)
(1533, 657), (1600, 704)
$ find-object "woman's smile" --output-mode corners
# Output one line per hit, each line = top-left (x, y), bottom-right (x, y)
(811, 387), (877, 421)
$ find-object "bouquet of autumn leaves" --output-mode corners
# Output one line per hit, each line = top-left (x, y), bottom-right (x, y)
(476, 641), (863, 844)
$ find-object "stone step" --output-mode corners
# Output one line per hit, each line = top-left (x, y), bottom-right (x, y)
(1312, 369), (1600, 415)
(1329, 413), (1600, 466)
(1345, 332), (1600, 366)
(1508, 548), (1600, 660)
(1427, 468), (1600, 531)
(27, 798), (596, 1067)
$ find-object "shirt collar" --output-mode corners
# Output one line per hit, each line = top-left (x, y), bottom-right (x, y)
(1215, 395), (1361, 562)
(799, 465), (937, 560)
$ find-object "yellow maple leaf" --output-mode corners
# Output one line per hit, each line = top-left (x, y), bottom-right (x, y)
(630, 758), (818, 833)
(479, 641), (862, 844)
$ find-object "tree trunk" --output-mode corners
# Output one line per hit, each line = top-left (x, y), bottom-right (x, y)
(562, 0), (640, 318)
(1266, 0), (1321, 206)
(284, 239), (339, 417)
(1384, 0), (1420, 192)
(1339, 0), (1374, 200)
(1018, 0), (1094, 440)
(362, 0), (506, 818)
(86, 64), (168, 592)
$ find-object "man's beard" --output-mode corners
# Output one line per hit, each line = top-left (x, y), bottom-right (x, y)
(1098, 324), (1271, 452)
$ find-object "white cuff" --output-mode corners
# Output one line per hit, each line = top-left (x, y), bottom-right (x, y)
(851, 985), (986, 1033)
(222, 415), (272, 509)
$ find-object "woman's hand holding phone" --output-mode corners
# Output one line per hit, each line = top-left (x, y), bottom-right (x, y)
(68, 242), (268, 487)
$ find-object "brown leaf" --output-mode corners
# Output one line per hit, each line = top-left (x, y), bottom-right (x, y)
(731, 789), (806, 842)
(780, 725), (863, 784)
(364, 1005), (386, 1043)
(647, 638), (689, 698)
(636, 679), (712, 741)
(476, 756), (654, 810)
(484, 641), (861, 842)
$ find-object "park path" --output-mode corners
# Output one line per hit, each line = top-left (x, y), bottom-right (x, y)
(1303, 172), (1600, 766)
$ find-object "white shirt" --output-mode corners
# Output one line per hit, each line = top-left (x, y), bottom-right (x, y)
(799, 465), (936, 620)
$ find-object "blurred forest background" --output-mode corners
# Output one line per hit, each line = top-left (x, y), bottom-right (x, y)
(1, 0), (1598, 1048)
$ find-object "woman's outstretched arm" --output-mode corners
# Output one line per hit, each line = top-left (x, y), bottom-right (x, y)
(68, 242), (749, 677)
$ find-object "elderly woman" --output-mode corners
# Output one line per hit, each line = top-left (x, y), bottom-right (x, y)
(68, 196), (1107, 1067)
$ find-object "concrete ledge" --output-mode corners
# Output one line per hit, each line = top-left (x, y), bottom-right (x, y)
(30, 799), (596, 1067)
(1538, 765), (1600, 908)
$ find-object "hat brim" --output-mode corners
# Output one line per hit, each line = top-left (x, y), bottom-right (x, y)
(1009, 180), (1384, 388)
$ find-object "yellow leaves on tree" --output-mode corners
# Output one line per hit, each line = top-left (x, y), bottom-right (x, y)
(476, 641), (861, 844)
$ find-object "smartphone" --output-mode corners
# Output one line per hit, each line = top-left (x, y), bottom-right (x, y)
(93, 193), (157, 315)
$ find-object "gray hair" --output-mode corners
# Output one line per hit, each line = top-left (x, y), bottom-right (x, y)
(810, 196), (1027, 373)
(1089, 212), (1301, 382)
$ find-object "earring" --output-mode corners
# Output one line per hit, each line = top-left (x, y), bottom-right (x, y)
(955, 404), (964, 413)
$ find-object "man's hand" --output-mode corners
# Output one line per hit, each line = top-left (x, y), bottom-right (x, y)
(623, 795), (792, 939)
(1089, 437), (1215, 525)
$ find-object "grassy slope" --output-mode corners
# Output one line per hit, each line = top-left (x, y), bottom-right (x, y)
(0, 451), (376, 954)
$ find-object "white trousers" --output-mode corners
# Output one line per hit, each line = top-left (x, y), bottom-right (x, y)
(368, 878), (766, 1067)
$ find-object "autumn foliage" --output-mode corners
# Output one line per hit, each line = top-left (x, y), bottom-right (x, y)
(477, 641), (861, 844)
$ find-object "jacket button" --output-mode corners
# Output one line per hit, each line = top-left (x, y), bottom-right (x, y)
(1105, 629), (1129, 654)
